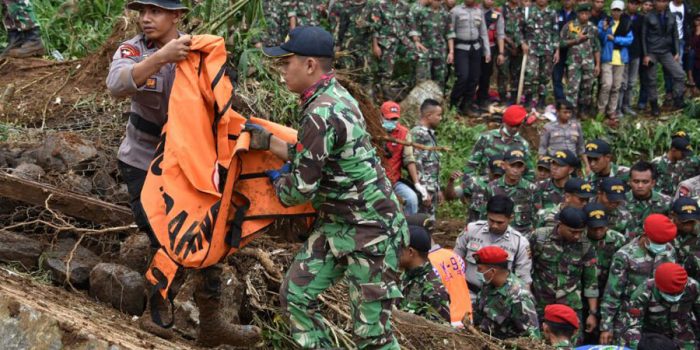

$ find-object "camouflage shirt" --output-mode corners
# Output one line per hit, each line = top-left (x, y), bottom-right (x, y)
(329, 0), (372, 57)
(585, 163), (630, 191)
(273, 74), (408, 256)
(534, 202), (563, 231)
(409, 5), (456, 59)
(399, 261), (451, 323)
(474, 273), (540, 340)
(486, 177), (537, 235)
(590, 197), (633, 236)
(582, 229), (627, 296)
(410, 125), (441, 193)
(289, 0), (325, 27)
(366, 0), (413, 49)
(534, 179), (566, 212)
(465, 128), (531, 177)
(674, 231), (700, 279)
(624, 278), (700, 350)
(516, 5), (560, 56)
(652, 154), (700, 197)
(599, 237), (676, 335)
(455, 174), (490, 223)
(501, 3), (524, 52)
(559, 18), (600, 67)
(530, 226), (599, 313)
(624, 191), (672, 238)
(258, 0), (291, 46)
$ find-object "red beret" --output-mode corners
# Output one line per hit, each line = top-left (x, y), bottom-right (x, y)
(503, 105), (528, 127)
(655, 263), (688, 294)
(644, 214), (677, 244)
(544, 304), (579, 329)
(474, 246), (509, 265)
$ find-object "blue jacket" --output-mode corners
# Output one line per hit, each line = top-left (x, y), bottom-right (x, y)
(598, 16), (634, 64)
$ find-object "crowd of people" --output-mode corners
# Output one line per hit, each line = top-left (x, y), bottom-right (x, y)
(261, 0), (697, 120)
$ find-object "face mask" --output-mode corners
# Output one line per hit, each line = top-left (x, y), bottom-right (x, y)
(659, 291), (684, 303)
(476, 269), (493, 284)
(646, 240), (667, 255)
(502, 126), (514, 137)
(382, 120), (398, 132)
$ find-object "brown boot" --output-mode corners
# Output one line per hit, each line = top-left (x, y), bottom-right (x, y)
(5, 28), (45, 58)
(195, 266), (262, 347)
(139, 296), (175, 340)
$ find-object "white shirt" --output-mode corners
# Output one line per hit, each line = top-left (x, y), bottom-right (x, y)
(669, 2), (685, 40)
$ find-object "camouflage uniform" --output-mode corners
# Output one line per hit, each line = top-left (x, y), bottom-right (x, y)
(456, 174), (490, 223)
(1, 0), (38, 31)
(652, 154), (700, 197)
(329, 0), (373, 84)
(365, 0), (413, 96)
(289, 0), (325, 27)
(473, 273), (540, 339)
(560, 18), (599, 109)
(624, 191), (672, 239)
(582, 230), (626, 296)
(589, 197), (633, 236)
(410, 125), (441, 216)
(410, 5), (456, 89)
(530, 226), (599, 317)
(497, 3), (525, 101)
(623, 278), (700, 350)
(585, 163), (630, 191)
(486, 177), (537, 236)
(674, 230), (700, 280)
(534, 202), (563, 230)
(515, 5), (559, 105)
(598, 237), (676, 343)
(677, 175), (700, 204)
(258, 0), (291, 46)
(275, 74), (408, 350)
(398, 262), (451, 323)
(465, 129), (530, 177)
(533, 179), (565, 212)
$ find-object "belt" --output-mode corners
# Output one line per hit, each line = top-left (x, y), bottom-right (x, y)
(467, 281), (481, 293)
(129, 112), (162, 137)
(456, 39), (481, 45)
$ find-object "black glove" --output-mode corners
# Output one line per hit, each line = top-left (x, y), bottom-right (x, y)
(243, 122), (272, 150)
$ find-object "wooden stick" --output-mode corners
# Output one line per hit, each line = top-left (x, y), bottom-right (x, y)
(516, 52), (528, 105)
(376, 136), (451, 152)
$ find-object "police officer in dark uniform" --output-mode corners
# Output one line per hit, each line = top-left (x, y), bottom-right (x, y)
(106, 0), (261, 346)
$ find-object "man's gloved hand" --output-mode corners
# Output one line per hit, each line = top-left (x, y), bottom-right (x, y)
(265, 162), (292, 182)
(414, 182), (429, 200)
(243, 122), (272, 150)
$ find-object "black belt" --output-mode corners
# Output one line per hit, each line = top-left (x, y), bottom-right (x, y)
(456, 39), (481, 45)
(467, 281), (481, 293)
(129, 112), (162, 137)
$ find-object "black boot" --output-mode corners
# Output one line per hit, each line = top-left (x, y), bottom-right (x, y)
(0, 30), (22, 57)
(650, 100), (660, 117)
(6, 28), (45, 58)
(674, 97), (687, 110)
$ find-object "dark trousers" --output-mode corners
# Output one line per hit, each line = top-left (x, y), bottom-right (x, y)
(118, 160), (158, 246)
(477, 45), (497, 104)
(552, 58), (567, 101)
(450, 47), (482, 110)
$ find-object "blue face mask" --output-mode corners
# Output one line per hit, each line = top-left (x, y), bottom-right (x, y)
(646, 241), (667, 255)
(476, 268), (493, 284)
(659, 291), (684, 303)
(382, 120), (398, 132)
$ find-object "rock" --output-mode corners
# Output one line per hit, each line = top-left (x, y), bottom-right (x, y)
(92, 169), (119, 198)
(42, 238), (101, 289)
(119, 233), (152, 274)
(399, 80), (444, 127)
(33, 132), (98, 172)
(0, 230), (43, 270)
(11, 162), (45, 181)
(89, 263), (146, 316)
(64, 172), (93, 195)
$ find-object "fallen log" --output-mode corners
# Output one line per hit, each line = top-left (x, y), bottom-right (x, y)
(0, 172), (133, 226)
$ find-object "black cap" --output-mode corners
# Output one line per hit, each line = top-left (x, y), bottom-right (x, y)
(263, 26), (334, 58)
(538, 156), (553, 169)
(408, 225), (432, 254)
(559, 207), (588, 229)
(504, 148), (527, 164)
(585, 139), (612, 158)
(551, 149), (580, 168)
(673, 130), (690, 140)
(600, 177), (627, 201)
(671, 137), (693, 156)
(672, 197), (700, 222)
(564, 178), (595, 198)
(406, 214), (435, 232)
(489, 155), (506, 175)
(584, 202), (608, 228)
(126, 0), (189, 11)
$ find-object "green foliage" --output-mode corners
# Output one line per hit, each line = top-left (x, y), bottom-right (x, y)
(0, 123), (8, 142)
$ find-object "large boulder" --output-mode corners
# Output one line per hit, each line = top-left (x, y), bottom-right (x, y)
(89, 263), (146, 316)
(119, 233), (152, 274)
(0, 231), (43, 270)
(11, 162), (45, 181)
(31, 132), (98, 172)
(42, 238), (101, 289)
(398, 80), (444, 127)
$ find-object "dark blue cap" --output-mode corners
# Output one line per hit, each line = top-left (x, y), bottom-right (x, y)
(489, 155), (506, 175)
(408, 225), (432, 253)
(671, 137), (693, 156)
(672, 197), (700, 221)
(600, 177), (627, 201)
(585, 139), (612, 158)
(504, 148), (527, 164)
(263, 26), (335, 58)
(584, 202), (608, 228)
(564, 178), (595, 198)
(551, 149), (580, 168)
(559, 207), (588, 229)
(126, 0), (189, 11)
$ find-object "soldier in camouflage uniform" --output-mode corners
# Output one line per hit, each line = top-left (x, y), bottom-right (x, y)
(365, 0), (414, 98)
(465, 105), (531, 177)
(497, 0), (524, 103)
(598, 214), (677, 345)
(534, 149), (578, 212)
(536, 156), (552, 181)
(671, 197), (700, 280)
(260, 28), (408, 349)
(289, 0), (326, 28)
(398, 225), (450, 323)
(530, 207), (599, 342)
(535, 177), (595, 229)
(591, 177), (633, 236)
(410, 99), (443, 217)
(541, 304), (580, 349)
(255, 1), (291, 47)
(559, 4), (601, 113)
(485, 148), (537, 236)
(623, 263), (700, 350)
(625, 161), (672, 238)
(1, 0), (44, 58)
(409, 0), (456, 89)
(583, 139), (630, 190)
(328, 0), (373, 85)
(652, 132), (700, 197)
(515, 0), (560, 110)
(445, 155), (504, 223)
(472, 246), (540, 340)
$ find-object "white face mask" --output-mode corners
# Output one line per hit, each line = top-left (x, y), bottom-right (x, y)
(646, 240), (667, 255)
(659, 291), (684, 303)
(477, 268), (494, 284)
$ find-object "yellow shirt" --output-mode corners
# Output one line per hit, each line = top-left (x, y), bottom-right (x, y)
(611, 21), (623, 65)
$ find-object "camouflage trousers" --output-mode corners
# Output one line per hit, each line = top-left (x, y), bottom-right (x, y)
(566, 64), (596, 109)
(524, 53), (553, 105)
(2, 0), (38, 31)
(339, 47), (373, 85)
(416, 54), (448, 90)
(497, 52), (523, 101)
(280, 226), (404, 349)
(372, 43), (401, 98)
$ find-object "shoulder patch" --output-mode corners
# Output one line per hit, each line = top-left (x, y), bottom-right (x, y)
(628, 308), (642, 318)
(119, 44), (140, 59)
